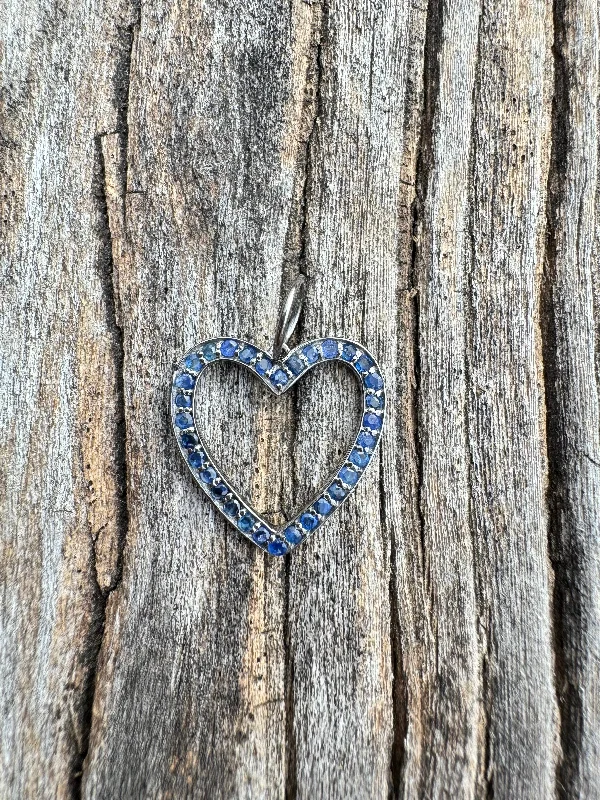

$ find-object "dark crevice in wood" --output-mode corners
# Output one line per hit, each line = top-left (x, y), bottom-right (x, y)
(384, 459), (408, 800)
(542, 0), (582, 795)
(298, 6), (324, 277)
(283, 555), (297, 800)
(464, 8), (494, 798)
(409, 0), (444, 614)
(70, 17), (138, 799)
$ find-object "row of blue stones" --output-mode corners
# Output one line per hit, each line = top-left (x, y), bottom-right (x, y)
(173, 338), (385, 555)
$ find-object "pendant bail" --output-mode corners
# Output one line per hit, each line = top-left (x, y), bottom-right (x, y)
(273, 275), (306, 359)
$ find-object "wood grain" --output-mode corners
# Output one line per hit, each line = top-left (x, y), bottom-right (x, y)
(1, 0), (599, 797)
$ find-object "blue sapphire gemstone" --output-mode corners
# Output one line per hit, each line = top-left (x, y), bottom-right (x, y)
(365, 372), (384, 391)
(188, 451), (204, 469)
(286, 354), (304, 375)
(200, 466), (217, 483)
(315, 497), (333, 516)
(220, 339), (237, 358)
(175, 393), (192, 409)
(239, 345), (258, 364)
(175, 411), (194, 429)
(211, 483), (228, 499)
(270, 368), (288, 388)
(341, 343), (357, 361)
(302, 344), (319, 364)
(328, 482), (347, 501)
(349, 449), (370, 468)
(202, 343), (217, 361)
(224, 500), (240, 517)
(356, 353), (373, 373)
(284, 526), (303, 545)
(255, 356), (272, 376)
(300, 512), (319, 531)
(322, 339), (338, 359)
(366, 394), (383, 409)
(180, 432), (198, 448)
(253, 527), (271, 546)
(364, 412), (382, 430)
(238, 514), (255, 533)
(184, 353), (202, 371)
(339, 465), (358, 486)
(268, 539), (289, 556)
(357, 431), (377, 450)
(174, 373), (195, 390)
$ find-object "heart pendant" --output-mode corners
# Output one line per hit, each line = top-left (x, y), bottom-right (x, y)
(171, 337), (385, 556)
(171, 278), (384, 556)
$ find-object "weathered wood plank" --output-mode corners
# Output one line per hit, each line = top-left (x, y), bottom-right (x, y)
(82, 1), (322, 796)
(286, 0), (426, 796)
(467, 0), (558, 795)
(403, 0), (482, 794)
(0, 1), (132, 797)
(544, 0), (600, 795)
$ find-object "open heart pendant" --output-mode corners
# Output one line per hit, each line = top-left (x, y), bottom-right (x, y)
(171, 280), (385, 556)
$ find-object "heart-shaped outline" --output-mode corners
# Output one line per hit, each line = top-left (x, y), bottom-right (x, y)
(172, 337), (385, 556)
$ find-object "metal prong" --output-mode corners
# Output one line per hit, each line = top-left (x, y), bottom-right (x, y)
(273, 275), (306, 359)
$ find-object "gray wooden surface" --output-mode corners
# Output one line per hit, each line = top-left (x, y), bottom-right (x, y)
(1, 0), (599, 798)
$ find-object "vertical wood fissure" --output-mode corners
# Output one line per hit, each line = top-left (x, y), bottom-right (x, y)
(385, 457), (407, 800)
(465, 9), (491, 797)
(543, 0), (600, 794)
(72, 15), (139, 795)
(543, 0), (570, 790)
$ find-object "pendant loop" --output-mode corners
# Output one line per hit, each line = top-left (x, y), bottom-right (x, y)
(273, 275), (306, 358)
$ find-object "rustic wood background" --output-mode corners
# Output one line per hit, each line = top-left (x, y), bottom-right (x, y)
(2, 0), (599, 797)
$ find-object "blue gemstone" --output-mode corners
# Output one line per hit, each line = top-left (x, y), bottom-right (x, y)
(174, 373), (195, 390)
(175, 393), (192, 409)
(356, 353), (373, 373)
(366, 394), (383, 409)
(211, 483), (228, 499)
(364, 412), (382, 430)
(341, 343), (357, 361)
(284, 526), (303, 545)
(328, 482), (347, 501)
(349, 449), (370, 468)
(300, 512), (318, 531)
(286, 354), (304, 375)
(224, 500), (240, 517)
(238, 515), (255, 533)
(322, 339), (338, 359)
(188, 451), (204, 469)
(239, 345), (258, 363)
(180, 432), (198, 448)
(253, 527), (271, 546)
(202, 343), (217, 361)
(184, 353), (202, 371)
(302, 345), (319, 364)
(200, 466), (217, 483)
(220, 339), (237, 358)
(339, 466), (358, 486)
(365, 372), (384, 391)
(175, 411), (194, 429)
(270, 368), (288, 388)
(357, 431), (377, 450)
(255, 356), (272, 376)
(315, 497), (333, 516)
(268, 539), (289, 556)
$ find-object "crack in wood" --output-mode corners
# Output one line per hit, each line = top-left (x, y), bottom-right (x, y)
(542, 0), (593, 794)
(69, 13), (139, 797)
